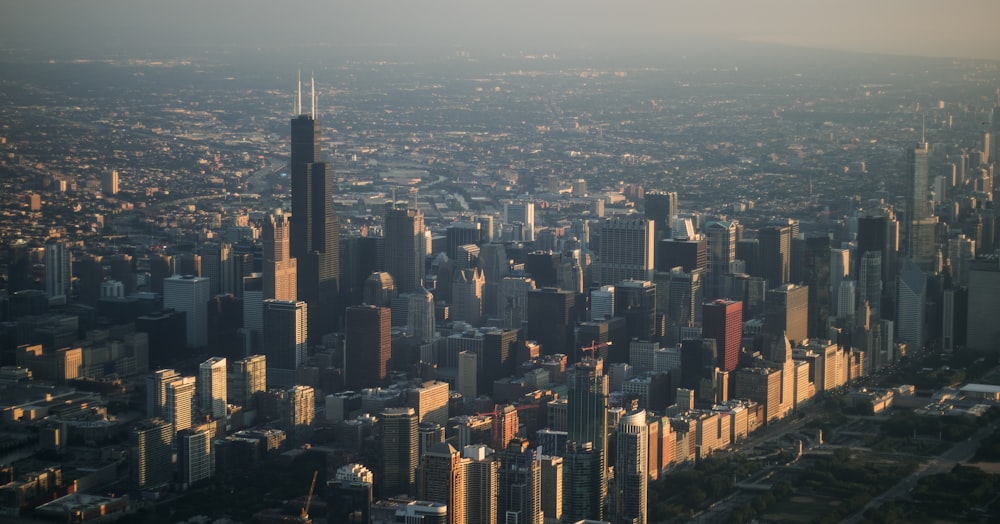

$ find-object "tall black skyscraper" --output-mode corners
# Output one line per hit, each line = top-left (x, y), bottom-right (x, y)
(289, 75), (339, 328)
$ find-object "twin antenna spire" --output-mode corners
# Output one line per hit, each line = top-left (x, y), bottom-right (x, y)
(295, 69), (316, 118)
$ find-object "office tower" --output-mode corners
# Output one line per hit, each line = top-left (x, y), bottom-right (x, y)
(384, 204), (427, 293)
(615, 409), (648, 524)
(198, 243), (231, 297)
(907, 139), (931, 235)
(263, 299), (308, 386)
(597, 217), (654, 286)
(802, 236), (832, 339)
(562, 441), (602, 522)
(147, 369), (179, 418)
(419, 442), (466, 524)
(408, 380), (449, 426)
(381, 407), (419, 497)
(538, 455), (563, 523)
(74, 254), (102, 306)
(838, 280), (857, 321)
(479, 243), (509, 318)
(568, 357), (608, 519)
(231, 354), (266, 407)
(702, 299), (742, 372)
(733, 367), (783, 424)
(451, 267), (485, 326)
(498, 276), (534, 329)
(329, 464), (374, 524)
(363, 271), (397, 307)
(198, 357), (227, 419)
(858, 251), (882, 319)
(525, 251), (561, 288)
(591, 285), (615, 321)
(758, 225), (791, 288)
(680, 338), (717, 392)
(242, 274), (264, 352)
(941, 287), (968, 353)
(263, 212), (297, 301)
(207, 294), (242, 361)
(655, 268), (704, 341)
(830, 248), (850, 317)
(656, 237), (707, 273)
(345, 305), (391, 389)
(504, 201), (535, 242)
(526, 287), (578, 357)
(44, 240), (71, 304)
(735, 238), (761, 278)
(173, 252), (202, 278)
(107, 253), (136, 296)
(284, 385), (315, 440)
(857, 210), (898, 289)
(497, 439), (542, 524)
(178, 427), (214, 487)
(102, 168), (119, 196)
(446, 223), (482, 261)
(165, 375), (196, 434)
(705, 221), (736, 299)
(644, 190), (678, 243)
(408, 288), (436, 344)
(947, 234), (976, 286)
(130, 418), (173, 489)
(764, 284), (809, 348)
(461, 446), (498, 524)
(966, 259), (1000, 351)
(615, 279), (657, 342)
(148, 254), (171, 296)
(897, 259), (926, 350)
(164, 275), (211, 348)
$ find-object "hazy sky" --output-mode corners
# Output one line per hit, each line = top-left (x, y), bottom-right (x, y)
(5, 0), (1000, 60)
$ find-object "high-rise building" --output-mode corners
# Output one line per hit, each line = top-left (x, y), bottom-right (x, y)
(705, 221), (736, 300)
(644, 190), (679, 243)
(44, 240), (71, 305)
(829, 247), (850, 317)
(498, 276), (535, 329)
(363, 271), (397, 307)
(419, 442), (466, 524)
(384, 204), (427, 293)
(164, 275), (211, 348)
(263, 211), (297, 301)
(199, 243), (232, 297)
(656, 237), (707, 273)
(408, 380), (450, 426)
(591, 285), (615, 321)
(897, 259), (926, 351)
(102, 169), (119, 196)
(802, 236), (832, 339)
(702, 299), (742, 372)
(289, 89), (339, 321)
(615, 409), (648, 524)
(497, 438), (542, 524)
(597, 217), (655, 286)
(562, 441), (602, 522)
(858, 251), (882, 319)
(462, 445), (498, 524)
(568, 357), (608, 519)
(504, 201), (535, 242)
(345, 305), (391, 389)
(147, 368), (179, 419)
(263, 299), (308, 386)
(526, 287), (578, 357)
(907, 140), (931, 231)
(408, 288), (436, 344)
(231, 354), (266, 407)
(284, 385), (315, 441)
(381, 407), (419, 497)
(451, 268), (485, 326)
(947, 234), (976, 286)
(539, 455), (563, 522)
(178, 427), (214, 487)
(615, 279), (658, 343)
(165, 375), (196, 434)
(764, 284), (809, 348)
(130, 418), (173, 489)
(198, 357), (227, 419)
(242, 273), (264, 353)
(758, 225), (791, 288)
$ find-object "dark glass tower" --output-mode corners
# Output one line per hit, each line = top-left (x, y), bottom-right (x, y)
(290, 102), (339, 326)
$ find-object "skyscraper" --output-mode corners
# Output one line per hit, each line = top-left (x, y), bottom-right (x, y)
(451, 267), (485, 326)
(702, 299), (742, 372)
(44, 240), (71, 305)
(758, 225), (791, 288)
(503, 201), (535, 242)
(102, 168), (119, 196)
(231, 354), (266, 407)
(764, 284), (809, 348)
(614, 279), (657, 342)
(263, 211), (297, 301)
(263, 299), (308, 386)
(597, 217), (655, 286)
(345, 305), (391, 389)
(384, 204), (427, 293)
(198, 357), (227, 419)
(165, 375), (196, 434)
(419, 442), (466, 524)
(705, 221), (736, 300)
(568, 357), (608, 520)
(130, 418), (173, 489)
(644, 190), (678, 243)
(407, 288), (436, 344)
(289, 80), (339, 322)
(526, 287), (578, 357)
(497, 438), (542, 524)
(381, 407), (419, 497)
(178, 427), (214, 487)
(462, 445), (498, 524)
(164, 275), (211, 348)
(897, 259), (926, 351)
(615, 409), (648, 524)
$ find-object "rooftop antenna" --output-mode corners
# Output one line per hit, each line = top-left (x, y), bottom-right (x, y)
(311, 72), (316, 119)
(296, 69), (302, 116)
(921, 114), (926, 145)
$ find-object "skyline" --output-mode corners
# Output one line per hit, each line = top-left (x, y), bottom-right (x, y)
(4, 1), (1000, 61)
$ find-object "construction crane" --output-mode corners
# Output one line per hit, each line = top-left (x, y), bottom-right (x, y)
(476, 404), (537, 451)
(300, 470), (319, 521)
(580, 339), (612, 360)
